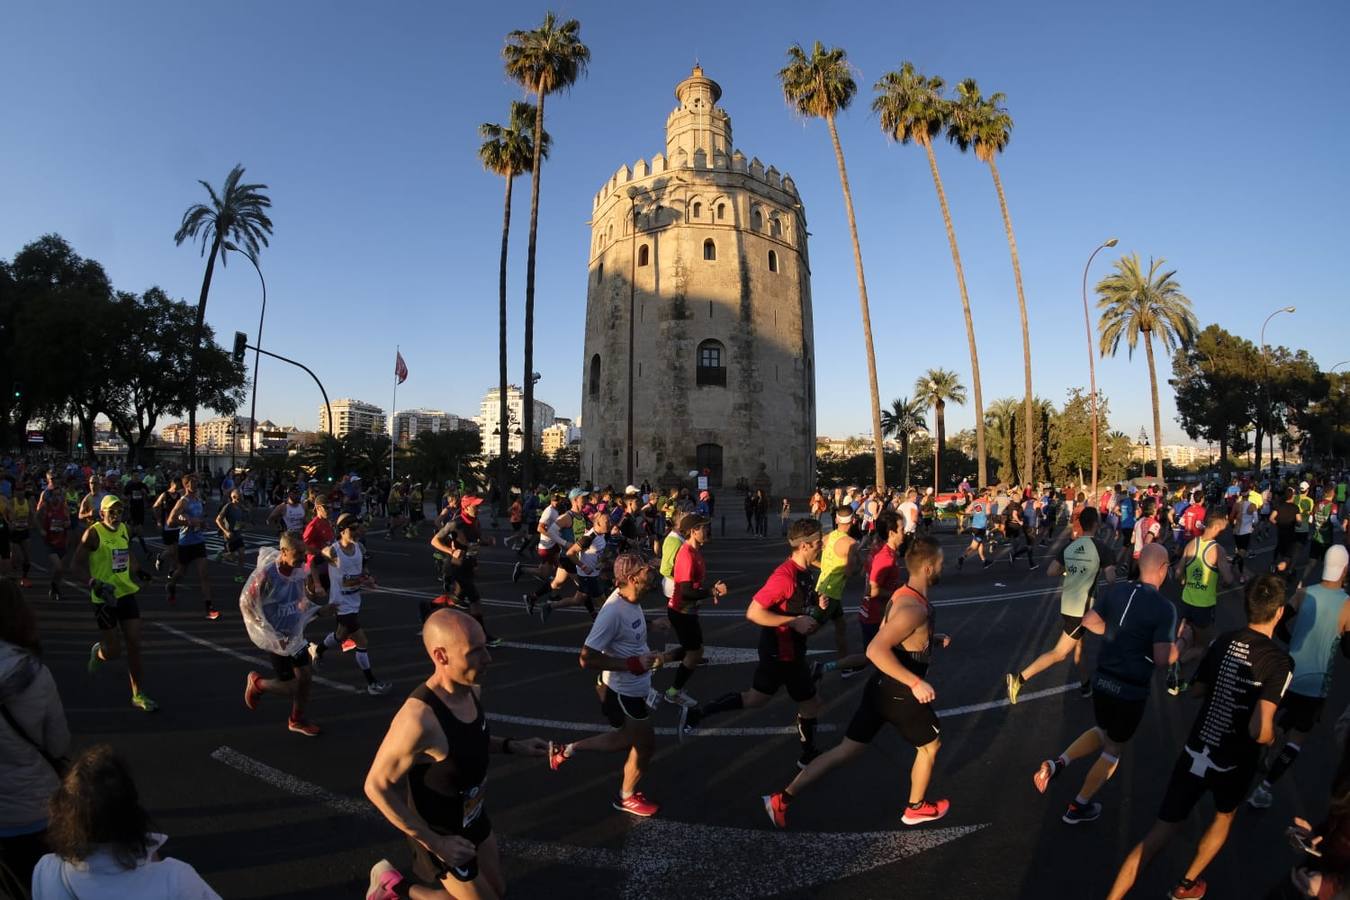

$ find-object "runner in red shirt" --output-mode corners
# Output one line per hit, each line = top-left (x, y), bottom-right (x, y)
(678, 519), (826, 768)
(1179, 490), (1206, 540)
(302, 496), (336, 597)
(662, 514), (727, 707)
(814, 510), (902, 677)
(39, 498), (69, 601)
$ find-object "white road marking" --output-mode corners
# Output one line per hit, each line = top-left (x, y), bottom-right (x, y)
(151, 621), (365, 695)
(937, 682), (1079, 717)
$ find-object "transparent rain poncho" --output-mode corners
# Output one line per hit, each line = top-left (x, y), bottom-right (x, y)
(238, 548), (322, 656)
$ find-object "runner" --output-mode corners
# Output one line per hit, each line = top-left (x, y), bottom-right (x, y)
(656, 511), (687, 607)
(812, 505), (860, 677)
(364, 609), (548, 900)
(516, 491), (572, 609)
(955, 488), (993, 571)
(1106, 575), (1291, 900)
(38, 483), (68, 600)
(73, 495), (157, 712)
(312, 513), (391, 695)
(151, 477), (181, 576)
(1294, 479), (1315, 574)
(815, 510), (903, 678)
(427, 494), (500, 647)
(1304, 481), (1340, 586)
(301, 494), (335, 597)
(166, 472), (217, 620)
(547, 553), (677, 818)
(1007, 506), (1115, 704)
(1248, 544), (1349, 808)
(660, 513), (728, 707)
(1129, 497), (1162, 577)
(268, 485), (307, 538)
(1167, 508), (1237, 695)
(1031, 543), (1188, 823)
(763, 535), (952, 829)
(122, 467), (151, 556)
(679, 519), (826, 769)
(535, 510), (610, 622)
(995, 495), (1038, 570)
(214, 488), (248, 583)
(240, 533), (327, 736)
(8, 484), (34, 588)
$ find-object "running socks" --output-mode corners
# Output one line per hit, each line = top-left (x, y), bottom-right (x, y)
(1264, 741), (1301, 785)
(671, 663), (695, 690)
(355, 648), (377, 684)
(699, 692), (744, 718)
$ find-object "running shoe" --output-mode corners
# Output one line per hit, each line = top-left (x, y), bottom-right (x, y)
(365, 859), (405, 900)
(153, 556), (163, 574)
(612, 792), (660, 817)
(131, 692), (159, 713)
(485, 634), (503, 648)
(1247, 782), (1274, 809)
(341, 638), (358, 652)
(1006, 673), (1022, 705)
(523, 593), (535, 616)
(1033, 759), (1061, 794)
(762, 792), (789, 829)
(548, 740), (569, 771)
(512, 562), (523, 583)
(677, 705), (701, 741)
(982, 560), (993, 570)
(1061, 800), (1102, 824)
(839, 665), (866, 679)
(797, 746), (820, 770)
(1169, 878), (1207, 899)
(244, 671), (264, 710)
(367, 681), (392, 696)
(645, 688), (662, 710)
(19, 577), (32, 588)
(1028, 561), (1039, 572)
(901, 798), (950, 826)
(87, 642), (103, 675)
(664, 687), (697, 708)
(288, 718), (321, 737)
(206, 606), (220, 621)
(48, 586), (60, 602)
(1078, 679), (1093, 698)
(307, 642), (323, 668)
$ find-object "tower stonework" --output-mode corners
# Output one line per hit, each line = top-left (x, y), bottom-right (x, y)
(580, 66), (816, 497)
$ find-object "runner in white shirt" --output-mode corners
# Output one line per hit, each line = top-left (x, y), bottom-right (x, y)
(897, 489), (920, 555)
(515, 492), (577, 612)
(536, 512), (611, 621)
(1231, 495), (1258, 583)
(311, 513), (390, 695)
(546, 553), (679, 818)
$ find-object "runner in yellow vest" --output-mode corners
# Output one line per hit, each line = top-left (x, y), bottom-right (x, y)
(1166, 508), (1235, 696)
(813, 505), (860, 677)
(74, 495), (157, 712)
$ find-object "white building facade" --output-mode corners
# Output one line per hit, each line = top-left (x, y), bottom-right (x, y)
(320, 399), (386, 438)
(390, 409), (475, 445)
(478, 385), (556, 459)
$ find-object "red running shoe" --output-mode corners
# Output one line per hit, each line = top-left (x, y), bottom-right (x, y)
(612, 792), (660, 817)
(288, 718), (321, 737)
(762, 792), (788, 829)
(901, 798), (950, 826)
(206, 606), (220, 621)
(1033, 759), (1061, 794)
(244, 671), (263, 710)
(1169, 878), (1207, 899)
(548, 741), (569, 771)
(19, 578), (32, 588)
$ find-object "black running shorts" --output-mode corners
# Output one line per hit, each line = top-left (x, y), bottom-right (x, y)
(408, 816), (492, 885)
(845, 674), (940, 748)
(1276, 691), (1324, 733)
(177, 542), (207, 565)
(817, 595), (845, 622)
(1156, 746), (1256, 822)
(270, 647), (312, 681)
(1092, 691), (1147, 744)
(1061, 614), (1085, 639)
(335, 612), (362, 637)
(93, 594), (140, 630)
(1179, 600), (1216, 630)
(600, 686), (649, 728)
(161, 528), (178, 545)
(667, 609), (703, 652)
(1234, 533), (1250, 551)
(752, 659), (817, 702)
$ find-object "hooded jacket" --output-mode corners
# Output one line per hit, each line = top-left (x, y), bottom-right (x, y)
(0, 640), (70, 833)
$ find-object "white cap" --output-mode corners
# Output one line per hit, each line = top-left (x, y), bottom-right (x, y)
(1299, 480), (1310, 491)
(624, 484), (639, 495)
(1323, 545), (1349, 583)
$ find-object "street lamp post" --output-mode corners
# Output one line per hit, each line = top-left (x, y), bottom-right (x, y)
(1258, 305), (1296, 480)
(1081, 238), (1118, 499)
(225, 243), (267, 467)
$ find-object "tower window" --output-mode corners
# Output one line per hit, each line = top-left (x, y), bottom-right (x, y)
(768, 250), (778, 273)
(696, 339), (726, 386)
(692, 202), (701, 219)
(770, 217), (782, 238)
(751, 209), (763, 232)
(703, 239), (716, 261)
(638, 244), (650, 267)
(716, 203), (726, 220)
(588, 354), (601, 399)
(597, 261), (604, 282)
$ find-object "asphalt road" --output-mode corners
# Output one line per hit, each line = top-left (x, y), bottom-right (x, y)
(21, 511), (1345, 900)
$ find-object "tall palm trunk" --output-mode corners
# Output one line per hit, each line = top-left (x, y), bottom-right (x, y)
(988, 159), (1033, 486)
(922, 139), (985, 487)
(497, 170), (514, 510)
(520, 88), (547, 491)
(187, 233), (222, 470)
(933, 400), (945, 495)
(825, 113), (885, 491)
(901, 433), (910, 489)
(1143, 330), (1164, 481)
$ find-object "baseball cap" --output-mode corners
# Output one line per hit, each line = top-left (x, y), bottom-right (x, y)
(460, 495), (484, 510)
(624, 484), (640, 496)
(335, 512), (362, 532)
(680, 513), (709, 532)
(1323, 545), (1349, 583)
(567, 488), (586, 500)
(1299, 480), (1310, 491)
(698, 490), (710, 500)
(99, 495), (122, 513)
(1127, 485), (1138, 495)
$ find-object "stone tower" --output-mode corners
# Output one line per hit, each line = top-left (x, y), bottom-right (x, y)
(580, 66), (816, 497)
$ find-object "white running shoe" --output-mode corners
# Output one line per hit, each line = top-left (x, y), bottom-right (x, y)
(367, 680), (392, 696)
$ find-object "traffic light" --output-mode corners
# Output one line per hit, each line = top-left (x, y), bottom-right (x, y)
(232, 331), (248, 364)
(12, 381), (21, 400)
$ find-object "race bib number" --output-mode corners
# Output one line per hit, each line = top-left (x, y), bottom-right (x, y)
(111, 548), (130, 573)
(462, 784), (484, 829)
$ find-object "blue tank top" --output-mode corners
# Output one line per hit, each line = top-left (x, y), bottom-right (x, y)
(1288, 584), (1347, 698)
(179, 496), (205, 545)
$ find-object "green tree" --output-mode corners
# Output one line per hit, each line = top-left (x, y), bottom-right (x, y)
(1169, 324), (1261, 473)
(879, 395), (927, 488)
(1096, 253), (1198, 482)
(915, 368), (966, 492)
(984, 396), (1020, 483)
(1265, 347), (1329, 472)
(174, 165), (272, 470)
(503, 12), (590, 490)
(874, 62), (986, 487)
(780, 41), (886, 490)
(948, 79), (1032, 486)
(406, 429), (483, 491)
(480, 101), (548, 507)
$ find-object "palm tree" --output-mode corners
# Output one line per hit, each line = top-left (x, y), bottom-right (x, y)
(1097, 254), (1198, 481)
(503, 12), (590, 490)
(915, 369), (967, 494)
(480, 101), (548, 508)
(948, 79), (1032, 487)
(779, 41), (886, 490)
(174, 164), (272, 470)
(874, 62), (986, 487)
(985, 395), (1021, 482)
(880, 395), (927, 488)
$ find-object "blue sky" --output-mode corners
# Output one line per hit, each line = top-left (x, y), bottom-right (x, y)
(3, 1), (1346, 443)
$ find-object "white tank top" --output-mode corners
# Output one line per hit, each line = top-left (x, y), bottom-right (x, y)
(328, 541), (365, 613)
(283, 502), (306, 532)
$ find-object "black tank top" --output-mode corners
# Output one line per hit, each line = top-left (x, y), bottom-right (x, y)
(881, 585), (933, 681)
(407, 684), (491, 838)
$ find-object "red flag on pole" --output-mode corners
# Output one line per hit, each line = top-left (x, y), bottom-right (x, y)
(394, 351), (408, 385)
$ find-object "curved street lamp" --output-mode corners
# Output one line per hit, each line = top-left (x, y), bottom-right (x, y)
(224, 241), (267, 467)
(1258, 305), (1296, 478)
(1082, 237), (1117, 498)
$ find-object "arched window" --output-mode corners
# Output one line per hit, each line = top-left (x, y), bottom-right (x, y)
(696, 339), (726, 386)
(596, 261), (604, 283)
(770, 217), (782, 238)
(638, 244), (649, 267)
(588, 354), (601, 399)
(716, 203), (726, 220)
(751, 208), (763, 231)
(768, 250), (778, 273)
(703, 239), (716, 261)
(607, 223), (613, 241)
(696, 443), (724, 487)
(692, 201), (702, 219)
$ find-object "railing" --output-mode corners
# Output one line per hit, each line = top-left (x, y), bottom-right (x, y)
(696, 366), (726, 387)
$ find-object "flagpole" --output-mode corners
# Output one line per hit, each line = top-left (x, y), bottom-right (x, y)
(390, 345), (399, 485)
